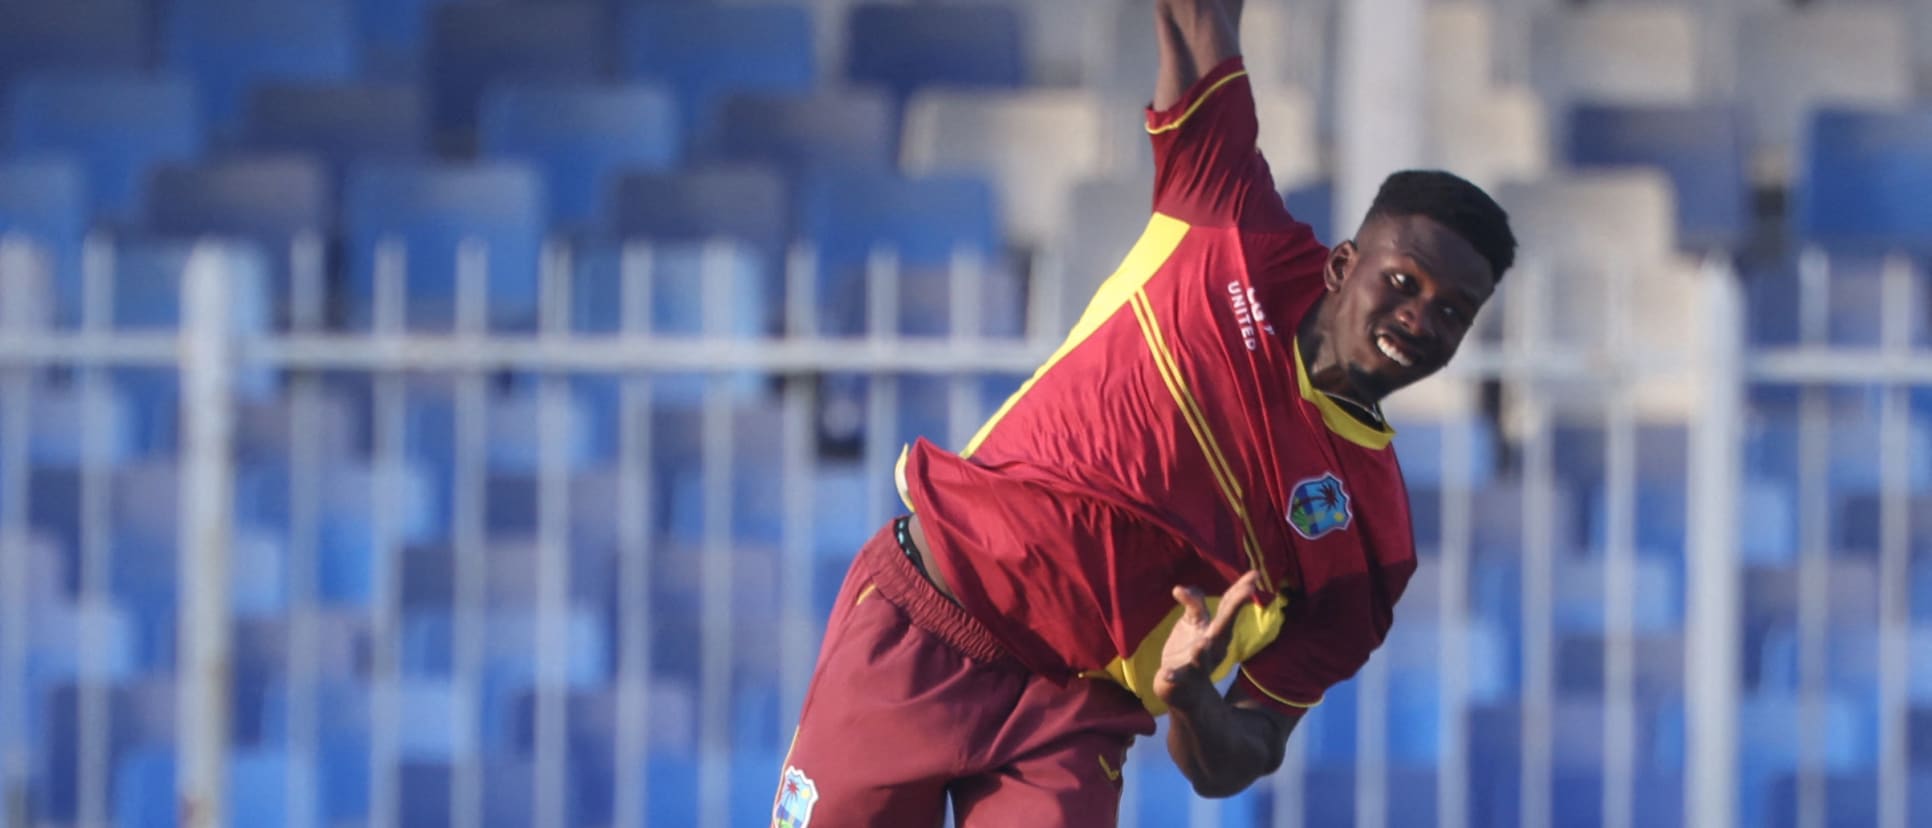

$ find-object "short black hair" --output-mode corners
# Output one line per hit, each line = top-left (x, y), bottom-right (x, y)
(1365, 170), (1516, 282)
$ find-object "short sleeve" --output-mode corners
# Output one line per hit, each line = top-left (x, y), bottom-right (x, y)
(1146, 57), (1291, 230)
(1234, 579), (1401, 720)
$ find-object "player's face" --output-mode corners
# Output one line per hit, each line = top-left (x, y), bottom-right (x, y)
(1325, 214), (1495, 400)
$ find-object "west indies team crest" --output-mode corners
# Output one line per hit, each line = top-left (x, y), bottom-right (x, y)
(1288, 473), (1352, 540)
(773, 765), (819, 827)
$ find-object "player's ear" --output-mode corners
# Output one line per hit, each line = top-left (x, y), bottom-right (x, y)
(1324, 241), (1356, 293)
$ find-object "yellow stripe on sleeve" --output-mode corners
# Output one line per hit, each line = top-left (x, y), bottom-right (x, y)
(1145, 70), (1249, 135)
(1239, 666), (1324, 709)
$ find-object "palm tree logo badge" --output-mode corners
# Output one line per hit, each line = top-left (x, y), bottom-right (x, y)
(1288, 473), (1351, 540)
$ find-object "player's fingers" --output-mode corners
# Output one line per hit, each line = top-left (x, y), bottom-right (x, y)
(1203, 571), (1261, 640)
(1172, 585), (1209, 625)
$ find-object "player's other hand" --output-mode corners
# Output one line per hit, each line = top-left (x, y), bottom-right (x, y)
(1153, 570), (1260, 709)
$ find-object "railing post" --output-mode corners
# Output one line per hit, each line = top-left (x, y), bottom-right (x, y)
(1685, 257), (1745, 828)
(177, 242), (237, 828)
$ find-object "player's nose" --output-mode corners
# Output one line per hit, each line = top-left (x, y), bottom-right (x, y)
(1392, 304), (1444, 357)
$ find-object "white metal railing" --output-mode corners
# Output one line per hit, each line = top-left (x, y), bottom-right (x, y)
(0, 232), (1926, 828)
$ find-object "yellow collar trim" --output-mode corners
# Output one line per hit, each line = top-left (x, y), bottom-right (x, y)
(1293, 338), (1395, 450)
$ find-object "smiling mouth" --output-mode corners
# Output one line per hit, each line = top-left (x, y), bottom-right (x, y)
(1375, 332), (1418, 368)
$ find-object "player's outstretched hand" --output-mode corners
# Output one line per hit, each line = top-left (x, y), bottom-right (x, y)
(1153, 570), (1260, 709)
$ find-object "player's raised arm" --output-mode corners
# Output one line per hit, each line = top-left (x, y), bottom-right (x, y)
(1154, 0), (1243, 110)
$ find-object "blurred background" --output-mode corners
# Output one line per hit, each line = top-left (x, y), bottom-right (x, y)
(0, 0), (1927, 826)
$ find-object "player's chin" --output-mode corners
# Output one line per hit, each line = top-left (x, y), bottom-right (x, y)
(1360, 360), (1440, 397)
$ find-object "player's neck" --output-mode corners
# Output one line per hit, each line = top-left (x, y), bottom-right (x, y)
(1295, 298), (1383, 409)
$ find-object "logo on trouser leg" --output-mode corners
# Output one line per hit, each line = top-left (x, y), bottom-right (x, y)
(773, 765), (819, 828)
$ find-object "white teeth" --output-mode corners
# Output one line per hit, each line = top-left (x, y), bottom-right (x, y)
(1376, 334), (1414, 367)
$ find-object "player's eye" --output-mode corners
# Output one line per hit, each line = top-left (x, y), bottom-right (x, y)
(1440, 304), (1464, 324)
(1386, 272), (1414, 292)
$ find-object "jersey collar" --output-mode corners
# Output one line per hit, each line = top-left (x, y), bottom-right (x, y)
(1293, 338), (1396, 450)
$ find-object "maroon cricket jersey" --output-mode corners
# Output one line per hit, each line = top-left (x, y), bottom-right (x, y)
(897, 57), (1417, 719)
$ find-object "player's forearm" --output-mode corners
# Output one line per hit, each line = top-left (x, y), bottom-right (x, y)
(1163, 677), (1283, 798)
(1153, 0), (1243, 110)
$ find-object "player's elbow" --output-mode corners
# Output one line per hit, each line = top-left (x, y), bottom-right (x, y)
(1189, 774), (1256, 799)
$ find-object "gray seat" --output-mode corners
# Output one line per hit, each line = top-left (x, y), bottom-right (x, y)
(1530, 6), (1703, 107)
(1737, 6), (1914, 181)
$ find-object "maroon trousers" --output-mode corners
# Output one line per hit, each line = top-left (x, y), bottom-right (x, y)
(773, 520), (1156, 827)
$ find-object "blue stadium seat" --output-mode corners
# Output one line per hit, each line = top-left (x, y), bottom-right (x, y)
(608, 164), (790, 256)
(395, 385), (602, 529)
(145, 156), (330, 246)
(657, 401), (787, 544)
(114, 747), (313, 828)
(644, 754), (700, 825)
(27, 467), (83, 577)
(0, 531), (67, 607)
(846, 5), (1026, 103)
(259, 678), (377, 825)
(798, 171), (1001, 336)
(399, 608), (610, 750)
(1568, 105), (1750, 252)
(482, 385), (599, 474)
(1742, 253), (1932, 350)
(1739, 477), (1799, 565)
(1554, 632), (1685, 699)
(570, 242), (774, 402)
(243, 84), (428, 174)
(26, 602), (135, 708)
(343, 162), (545, 331)
(143, 157), (329, 332)
(0, 158), (86, 328)
(29, 379), (134, 469)
(258, 677), (370, 749)
(1745, 409), (1932, 495)
(163, 0), (358, 134)
(810, 463), (876, 566)
(1294, 678), (1359, 766)
(113, 747), (172, 828)
(1385, 663), (1443, 766)
(8, 75), (203, 223)
(1795, 107), (1932, 255)
(1550, 556), (1683, 633)
(1385, 619), (1513, 704)
(618, 4), (815, 138)
(1738, 692), (1880, 828)
(699, 91), (895, 177)
(0, 0), (147, 87)
(38, 679), (174, 823)
(1283, 180), (1337, 245)
(232, 388), (365, 471)
(427, 3), (605, 137)
(231, 750), (306, 828)
(1131, 745), (1195, 827)
(1757, 624), (1881, 697)
(1389, 417), (1499, 489)
(227, 618), (299, 743)
(1766, 772), (1883, 828)
(1461, 477), (1582, 562)
(397, 759), (543, 828)
(107, 241), (277, 401)
(480, 84), (680, 231)
(1585, 480), (1688, 559)
(1300, 766), (1359, 826)
(397, 679), (470, 761)
(231, 530), (288, 618)
(352, 0), (461, 81)
(314, 461), (440, 606)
